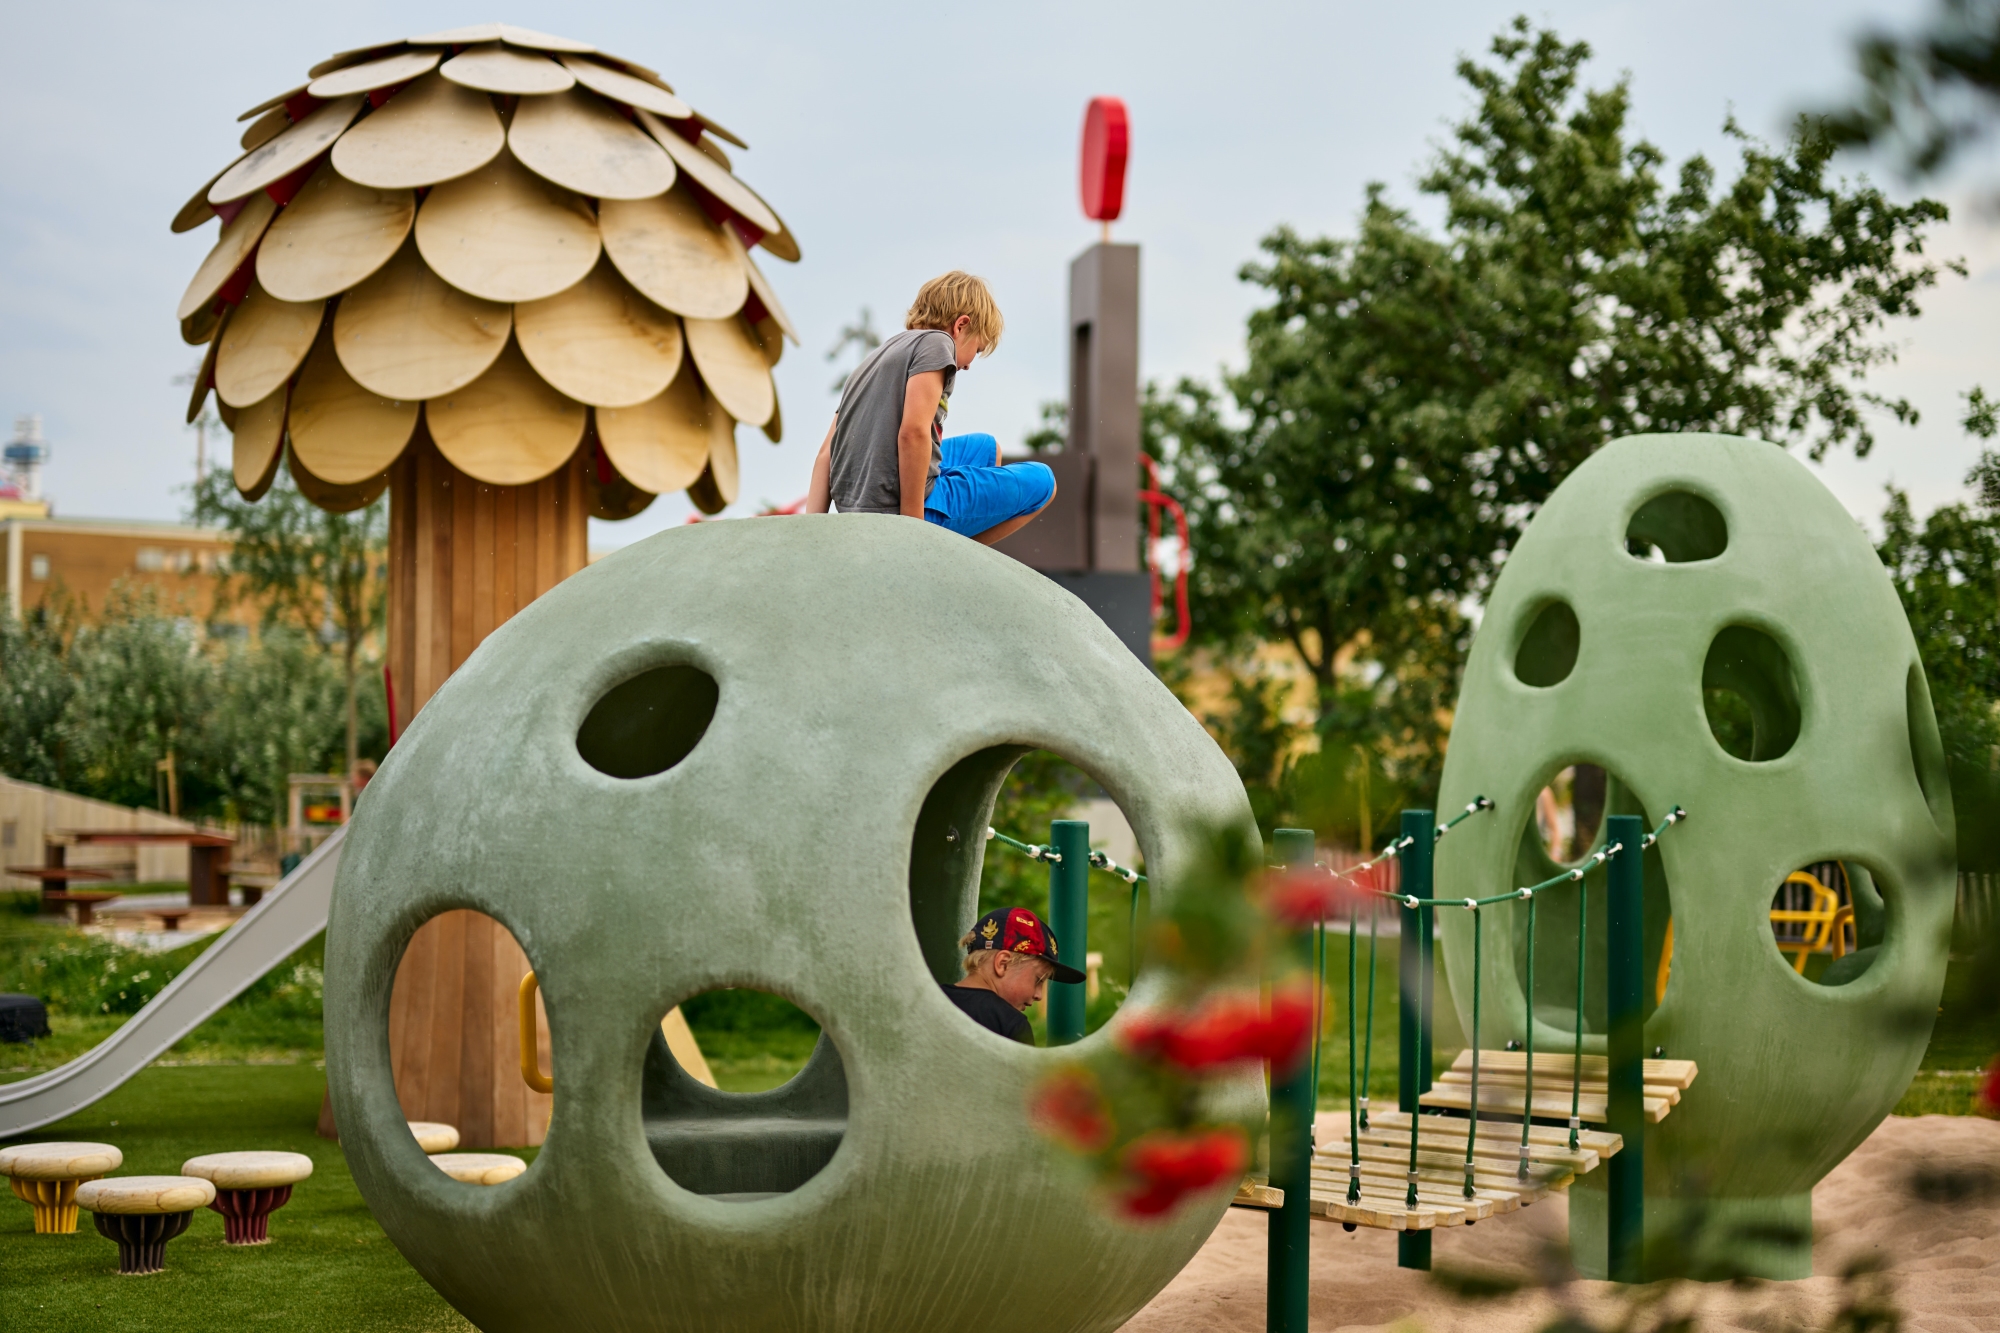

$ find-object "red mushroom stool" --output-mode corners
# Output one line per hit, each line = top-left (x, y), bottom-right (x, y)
(75, 1176), (215, 1275)
(408, 1121), (460, 1154)
(181, 1151), (314, 1245)
(428, 1153), (527, 1185)
(0, 1141), (122, 1233)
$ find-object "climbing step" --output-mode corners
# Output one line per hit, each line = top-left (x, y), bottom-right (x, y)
(1418, 1050), (1697, 1125)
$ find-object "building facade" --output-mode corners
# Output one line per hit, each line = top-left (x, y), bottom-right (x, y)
(3, 515), (237, 625)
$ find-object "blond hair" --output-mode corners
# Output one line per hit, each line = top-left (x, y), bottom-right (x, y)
(907, 272), (1003, 354)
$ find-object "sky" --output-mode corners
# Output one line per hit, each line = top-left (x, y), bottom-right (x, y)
(1, 0), (1991, 549)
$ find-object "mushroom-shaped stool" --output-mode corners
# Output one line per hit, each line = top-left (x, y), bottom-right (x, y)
(76, 1176), (216, 1274)
(0, 1141), (122, 1233)
(182, 1151), (315, 1244)
(409, 1122), (460, 1154)
(428, 1153), (527, 1185)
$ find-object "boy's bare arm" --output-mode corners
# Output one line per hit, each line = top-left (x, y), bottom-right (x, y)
(898, 370), (944, 519)
(806, 416), (836, 513)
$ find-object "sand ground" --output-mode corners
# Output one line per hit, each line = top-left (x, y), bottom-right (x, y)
(1127, 1115), (2000, 1332)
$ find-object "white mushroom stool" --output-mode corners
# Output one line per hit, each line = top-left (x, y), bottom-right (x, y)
(75, 1176), (216, 1274)
(408, 1121), (460, 1154)
(429, 1153), (527, 1185)
(182, 1151), (315, 1245)
(0, 1141), (122, 1234)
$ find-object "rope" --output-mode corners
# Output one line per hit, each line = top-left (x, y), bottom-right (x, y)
(1360, 902), (1378, 1131)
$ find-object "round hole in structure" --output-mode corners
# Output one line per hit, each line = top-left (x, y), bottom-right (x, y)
(576, 663), (717, 778)
(908, 747), (1139, 1047)
(1510, 768), (1675, 1049)
(1626, 489), (1727, 563)
(1515, 600), (1580, 688)
(1702, 625), (1800, 762)
(1533, 764), (1607, 865)
(642, 988), (847, 1201)
(1768, 861), (1883, 986)
(391, 909), (548, 1175)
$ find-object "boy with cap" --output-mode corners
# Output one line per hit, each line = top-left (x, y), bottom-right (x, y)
(943, 906), (1086, 1044)
(806, 271), (1056, 545)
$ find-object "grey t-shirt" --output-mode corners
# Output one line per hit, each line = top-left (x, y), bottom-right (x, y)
(828, 329), (956, 514)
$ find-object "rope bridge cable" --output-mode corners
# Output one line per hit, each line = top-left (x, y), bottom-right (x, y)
(1361, 806), (1687, 1185)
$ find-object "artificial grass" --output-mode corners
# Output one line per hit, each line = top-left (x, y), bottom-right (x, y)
(0, 1063), (479, 1332)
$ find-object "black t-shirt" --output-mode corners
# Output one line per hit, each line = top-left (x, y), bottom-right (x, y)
(940, 983), (1034, 1044)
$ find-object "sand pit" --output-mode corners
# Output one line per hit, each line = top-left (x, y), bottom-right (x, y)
(1127, 1115), (2000, 1332)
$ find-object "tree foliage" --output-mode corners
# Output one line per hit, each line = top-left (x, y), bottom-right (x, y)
(1155, 18), (1957, 820)
(1823, 0), (2000, 177)
(190, 466), (386, 778)
(0, 586), (383, 825)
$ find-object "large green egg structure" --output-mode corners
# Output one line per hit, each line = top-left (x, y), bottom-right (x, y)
(1434, 434), (1956, 1280)
(323, 517), (1256, 1331)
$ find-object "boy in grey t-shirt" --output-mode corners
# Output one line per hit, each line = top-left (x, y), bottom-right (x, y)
(806, 272), (1056, 546)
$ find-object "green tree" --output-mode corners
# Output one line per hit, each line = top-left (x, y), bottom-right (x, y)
(60, 586), (215, 813)
(1155, 18), (1958, 810)
(0, 604), (76, 789)
(1823, 0), (2000, 176)
(191, 467), (387, 782)
(201, 630), (350, 826)
(1878, 394), (2000, 868)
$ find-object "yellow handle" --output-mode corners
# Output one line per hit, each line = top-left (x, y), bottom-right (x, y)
(519, 971), (553, 1094)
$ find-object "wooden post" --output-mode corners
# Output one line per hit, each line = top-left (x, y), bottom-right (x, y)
(319, 432), (586, 1145)
(1396, 809), (1436, 1272)
(1605, 814), (1645, 1282)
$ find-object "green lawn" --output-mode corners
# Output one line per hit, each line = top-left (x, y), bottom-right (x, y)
(0, 1063), (477, 1332)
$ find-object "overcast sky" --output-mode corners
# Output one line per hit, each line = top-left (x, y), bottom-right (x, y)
(2, 0), (1989, 548)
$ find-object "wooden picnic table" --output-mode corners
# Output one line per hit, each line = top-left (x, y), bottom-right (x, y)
(6, 862), (115, 914)
(57, 829), (236, 906)
(41, 890), (122, 926)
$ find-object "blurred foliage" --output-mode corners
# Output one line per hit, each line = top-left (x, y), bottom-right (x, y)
(1822, 0), (2000, 178)
(1154, 17), (1954, 818)
(0, 582), (385, 825)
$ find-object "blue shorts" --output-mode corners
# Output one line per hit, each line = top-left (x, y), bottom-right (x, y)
(923, 434), (1055, 538)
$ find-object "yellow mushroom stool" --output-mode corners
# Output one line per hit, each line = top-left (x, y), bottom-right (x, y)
(408, 1122), (461, 1154)
(0, 1141), (122, 1234)
(182, 1151), (314, 1245)
(75, 1176), (216, 1275)
(428, 1153), (527, 1185)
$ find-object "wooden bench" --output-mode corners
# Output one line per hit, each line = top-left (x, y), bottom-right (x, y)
(182, 1151), (314, 1244)
(75, 1175), (216, 1274)
(39, 890), (123, 926)
(1418, 1050), (1698, 1125)
(0, 1141), (123, 1234)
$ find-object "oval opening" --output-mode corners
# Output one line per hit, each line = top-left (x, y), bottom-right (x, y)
(1906, 664), (1951, 827)
(1626, 490), (1727, 563)
(909, 747), (1139, 1047)
(1512, 767), (1675, 1051)
(577, 663), (717, 778)
(644, 987), (847, 1200)
(393, 909), (544, 1180)
(1768, 861), (1883, 986)
(1515, 600), (1580, 688)
(1702, 626), (1800, 762)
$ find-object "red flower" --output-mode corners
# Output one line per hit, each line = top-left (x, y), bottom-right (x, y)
(1031, 1067), (1116, 1153)
(1158, 992), (1270, 1069)
(1980, 1055), (2000, 1118)
(1264, 868), (1365, 928)
(1259, 982), (1317, 1077)
(1115, 1127), (1249, 1219)
(1113, 983), (1319, 1075)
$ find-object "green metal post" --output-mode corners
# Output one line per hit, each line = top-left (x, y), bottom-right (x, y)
(1395, 809), (1435, 1272)
(1046, 819), (1090, 1046)
(1268, 828), (1315, 1333)
(1605, 814), (1645, 1283)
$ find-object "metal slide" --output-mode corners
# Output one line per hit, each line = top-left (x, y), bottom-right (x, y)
(0, 828), (344, 1137)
